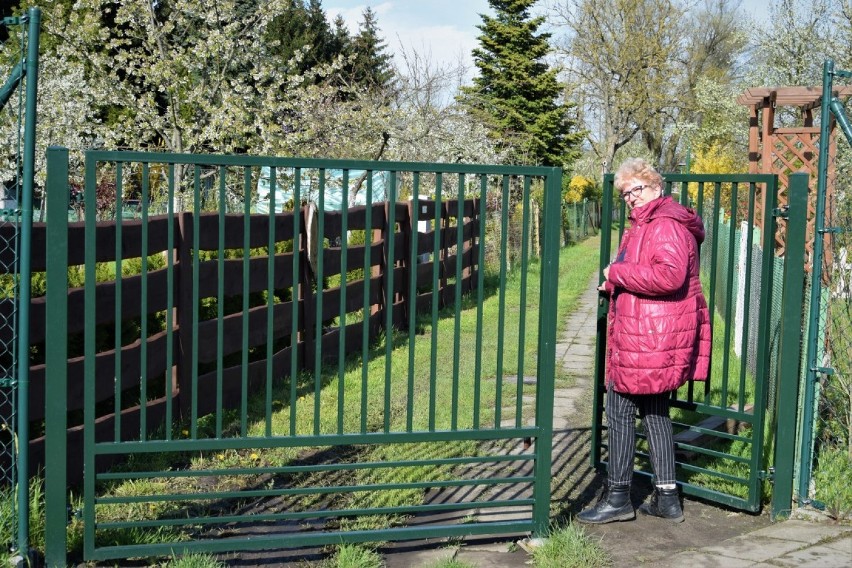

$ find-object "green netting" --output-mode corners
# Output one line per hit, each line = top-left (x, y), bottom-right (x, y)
(801, 72), (852, 519)
(563, 199), (600, 243)
(809, 135), (852, 495)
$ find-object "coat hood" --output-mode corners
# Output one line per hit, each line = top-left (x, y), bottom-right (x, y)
(630, 195), (705, 245)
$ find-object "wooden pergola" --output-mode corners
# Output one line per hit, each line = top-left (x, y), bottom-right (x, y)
(737, 86), (852, 256)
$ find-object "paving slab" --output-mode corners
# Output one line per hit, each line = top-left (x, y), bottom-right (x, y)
(747, 518), (852, 544)
(655, 550), (755, 567)
(768, 542), (852, 567)
(825, 535), (852, 553)
(454, 548), (530, 568)
(697, 533), (804, 562)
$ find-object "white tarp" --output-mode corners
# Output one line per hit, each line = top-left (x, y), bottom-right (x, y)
(256, 166), (389, 213)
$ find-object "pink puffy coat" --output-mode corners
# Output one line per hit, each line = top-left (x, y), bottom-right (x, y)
(602, 196), (711, 395)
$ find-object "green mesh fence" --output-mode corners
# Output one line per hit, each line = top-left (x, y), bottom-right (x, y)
(802, 88), (852, 519)
(793, 60), (852, 521)
(0, 216), (20, 551)
(0, 22), (24, 557)
(563, 199), (600, 243)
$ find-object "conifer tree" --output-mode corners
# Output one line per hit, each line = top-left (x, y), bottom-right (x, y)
(460, 0), (581, 167)
(266, 0), (342, 74)
(347, 6), (394, 90)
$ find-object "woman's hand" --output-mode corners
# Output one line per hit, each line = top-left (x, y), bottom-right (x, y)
(598, 265), (610, 291)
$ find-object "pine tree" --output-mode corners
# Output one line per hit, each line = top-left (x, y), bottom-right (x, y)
(347, 6), (394, 90)
(460, 0), (582, 167)
(265, 0), (341, 73)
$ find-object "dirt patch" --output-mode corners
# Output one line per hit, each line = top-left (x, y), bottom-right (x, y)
(548, 383), (772, 566)
(567, 472), (771, 565)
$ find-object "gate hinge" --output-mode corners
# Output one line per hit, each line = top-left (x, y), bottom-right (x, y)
(0, 377), (16, 388)
(759, 467), (775, 482)
(811, 366), (835, 376)
(818, 226), (843, 235)
(772, 206), (789, 218)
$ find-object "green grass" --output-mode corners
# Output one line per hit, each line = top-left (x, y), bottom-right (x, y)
(0, 475), (45, 566)
(163, 553), (228, 568)
(319, 544), (384, 568)
(530, 523), (611, 568)
(814, 446), (852, 520)
(809, 296), (852, 520)
(425, 559), (477, 568)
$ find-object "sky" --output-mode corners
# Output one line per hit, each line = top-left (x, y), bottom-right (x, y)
(325, 0), (772, 82)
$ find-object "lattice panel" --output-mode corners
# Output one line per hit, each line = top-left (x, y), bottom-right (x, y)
(766, 129), (836, 270)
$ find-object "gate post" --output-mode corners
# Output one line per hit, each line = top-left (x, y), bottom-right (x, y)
(532, 167), (562, 536)
(591, 175), (615, 468)
(772, 173), (808, 520)
(12, 7), (41, 558)
(44, 147), (69, 566)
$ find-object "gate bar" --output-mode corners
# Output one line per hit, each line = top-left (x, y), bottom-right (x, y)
(799, 59), (835, 501)
(773, 173), (808, 519)
(15, 6), (41, 555)
(531, 167), (562, 535)
(591, 174), (615, 468)
(45, 147), (69, 566)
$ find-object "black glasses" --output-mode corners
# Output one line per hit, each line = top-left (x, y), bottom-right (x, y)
(620, 184), (647, 199)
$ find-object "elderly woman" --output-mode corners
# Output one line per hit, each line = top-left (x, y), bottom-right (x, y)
(577, 158), (711, 524)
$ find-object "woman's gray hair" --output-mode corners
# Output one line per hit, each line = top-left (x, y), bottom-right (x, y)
(613, 158), (663, 191)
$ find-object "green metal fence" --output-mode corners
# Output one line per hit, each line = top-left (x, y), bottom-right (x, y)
(42, 148), (563, 564)
(797, 59), (852, 518)
(0, 7), (40, 559)
(563, 198), (599, 243)
(593, 171), (807, 514)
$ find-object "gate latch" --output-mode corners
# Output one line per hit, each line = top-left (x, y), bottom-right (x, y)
(773, 206), (789, 219)
(759, 467), (775, 482)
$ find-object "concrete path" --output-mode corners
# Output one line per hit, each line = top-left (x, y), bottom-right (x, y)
(378, 274), (852, 568)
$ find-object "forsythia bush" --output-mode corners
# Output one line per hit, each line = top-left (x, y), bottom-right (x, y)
(563, 175), (599, 204)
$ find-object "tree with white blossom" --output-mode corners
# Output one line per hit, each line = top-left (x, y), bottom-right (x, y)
(0, 0), (504, 218)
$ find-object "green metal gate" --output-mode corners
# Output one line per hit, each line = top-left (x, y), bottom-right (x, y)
(42, 149), (563, 564)
(592, 171), (808, 513)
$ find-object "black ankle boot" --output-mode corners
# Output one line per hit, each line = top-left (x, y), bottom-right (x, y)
(576, 484), (635, 524)
(639, 487), (684, 523)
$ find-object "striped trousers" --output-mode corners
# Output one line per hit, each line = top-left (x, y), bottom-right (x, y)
(606, 387), (676, 488)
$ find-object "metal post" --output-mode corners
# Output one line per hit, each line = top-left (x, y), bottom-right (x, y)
(591, 175), (614, 467)
(799, 59), (834, 501)
(532, 168), (561, 536)
(44, 147), (69, 566)
(15, 6), (40, 555)
(773, 173), (808, 520)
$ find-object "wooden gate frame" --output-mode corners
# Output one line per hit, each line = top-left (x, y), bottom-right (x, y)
(737, 85), (852, 259)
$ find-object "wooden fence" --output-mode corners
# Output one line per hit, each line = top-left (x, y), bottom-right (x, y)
(0, 198), (480, 485)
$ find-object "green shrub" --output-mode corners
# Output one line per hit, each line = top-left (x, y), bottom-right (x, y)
(814, 446), (852, 520)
